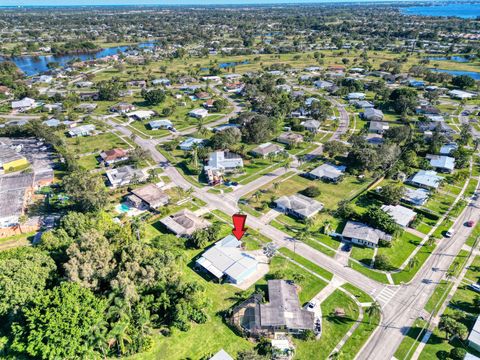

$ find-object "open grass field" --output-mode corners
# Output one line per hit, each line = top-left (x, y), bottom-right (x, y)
(66, 132), (132, 154)
(294, 289), (359, 359)
(377, 231), (423, 270)
(394, 318), (428, 360)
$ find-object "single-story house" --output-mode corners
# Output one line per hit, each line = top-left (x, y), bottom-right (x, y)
(160, 209), (210, 237)
(195, 91), (211, 100)
(427, 155), (455, 173)
(448, 89), (476, 100)
(151, 78), (171, 86)
(231, 280), (315, 335)
(195, 235), (258, 284)
(204, 151), (243, 185)
(189, 108), (209, 119)
(75, 103), (97, 112)
(0, 172), (34, 229)
(304, 66), (322, 72)
(352, 100), (375, 109)
(341, 221), (393, 248)
(275, 194), (323, 219)
(179, 137), (204, 151)
(11, 97), (37, 111)
(277, 132), (304, 146)
(110, 102), (136, 114)
(305, 97), (319, 107)
(149, 119), (174, 130)
(68, 124), (95, 137)
(308, 163), (346, 183)
(301, 119), (321, 133)
(209, 349), (234, 360)
(439, 143), (458, 156)
(364, 108), (384, 122)
(425, 114), (445, 122)
(42, 118), (61, 127)
(105, 165), (145, 188)
(408, 170), (442, 189)
(408, 79), (425, 88)
(381, 204), (416, 228)
(212, 123), (241, 132)
(469, 316), (480, 352)
(126, 184), (169, 210)
(314, 80), (334, 89)
(43, 103), (63, 112)
(369, 121), (389, 134)
(128, 110), (156, 121)
(203, 99), (215, 109)
(100, 148), (129, 165)
(347, 92), (366, 100)
(402, 188), (430, 206)
(78, 92), (99, 101)
(250, 142), (283, 158)
(75, 81), (93, 88)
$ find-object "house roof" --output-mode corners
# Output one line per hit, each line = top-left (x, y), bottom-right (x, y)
(209, 349), (234, 360)
(277, 132), (304, 143)
(68, 124), (95, 136)
(402, 188), (430, 206)
(149, 119), (173, 129)
(128, 110), (155, 119)
(275, 194), (323, 218)
(369, 120), (389, 132)
(130, 184), (169, 208)
(179, 137), (204, 149)
(160, 209), (209, 236)
(106, 165), (143, 185)
(410, 170), (442, 189)
(428, 155), (455, 171)
(0, 173), (34, 221)
(342, 221), (392, 245)
(11, 97), (35, 109)
(301, 119), (321, 129)
(260, 280), (315, 330)
(381, 204), (416, 227)
(205, 151), (243, 171)
(196, 235), (258, 282)
(251, 142), (283, 156)
(365, 108), (384, 121)
(309, 163), (346, 180)
(101, 148), (127, 161)
(468, 316), (480, 347)
(0, 145), (25, 167)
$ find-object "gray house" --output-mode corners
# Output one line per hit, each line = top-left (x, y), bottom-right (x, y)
(341, 221), (392, 248)
(308, 163), (346, 183)
(275, 194), (323, 219)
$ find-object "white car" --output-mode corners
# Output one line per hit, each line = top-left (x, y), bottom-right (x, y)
(445, 228), (455, 238)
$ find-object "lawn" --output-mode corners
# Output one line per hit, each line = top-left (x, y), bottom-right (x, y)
(350, 245), (374, 267)
(349, 260), (390, 284)
(465, 255), (480, 283)
(279, 247), (334, 281)
(294, 290), (360, 359)
(392, 243), (436, 285)
(394, 318), (428, 360)
(424, 280), (453, 315)
(66, 132), (131, 154)
(377, 231), (423, 270)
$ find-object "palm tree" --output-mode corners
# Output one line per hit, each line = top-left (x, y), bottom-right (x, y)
(426, 236), (436, 247)
(366, 301), (381, 322)
(253, 190), (262, 202)
(273, 181), (280, 193)
(17, 214), (28, 234)
(408, 257), (419, 270)
(130, 217), (145, 241)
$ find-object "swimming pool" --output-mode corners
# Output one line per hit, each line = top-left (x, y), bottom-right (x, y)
(117, 203), (132, 213)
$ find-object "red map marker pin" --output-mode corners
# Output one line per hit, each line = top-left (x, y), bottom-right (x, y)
(232, 213), (247, 240)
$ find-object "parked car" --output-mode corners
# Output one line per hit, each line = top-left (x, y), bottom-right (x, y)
(306, 301), (317, 310)
(468, 283), (480, 293)
(466, 220), (475, 227)
(445, 228), (455, 238)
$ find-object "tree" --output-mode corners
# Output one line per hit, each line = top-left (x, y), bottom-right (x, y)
(379, 184), (405, 205)
(64, 230), (116, 291)
(141, 88), (166, 105)
(0, 247), (55, 316)
(439, 315), (468, 340)
(389, 87), (418, 115)
(239, 113), (277, 144)
(97, 80), (121, 101)
(458, 124), (472, 146)
(366, 302), (381, 322)
(190, 228), (211, 249)
(408, 257), (419, 270)
(374, 254), (392, 271)
(449, 348), (467, 360)
(11, 282), (108, 359)
(302, 185), (321, 198)
(209, 128), (241, 150)
(324, 140), (349, 158)
(335, 200), (356, 219)
(363, 206), (399, 234)
(452, 75), (475, 89)
(63, 170), (109, 212)
(213, 98), (228, 112)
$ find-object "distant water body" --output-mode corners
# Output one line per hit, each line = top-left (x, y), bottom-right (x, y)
(402, 3), (480, 18)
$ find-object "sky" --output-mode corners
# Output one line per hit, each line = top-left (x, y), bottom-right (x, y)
(0, 0), (436, 6)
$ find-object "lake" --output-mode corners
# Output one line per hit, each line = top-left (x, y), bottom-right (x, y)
(430, 68), (480, 80)
(425, 56), (471, 63)
(402, 3), (480, 19)
(0, 42), (156, 76)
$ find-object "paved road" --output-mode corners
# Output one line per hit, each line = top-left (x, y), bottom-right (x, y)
(328, 96), (350, 140)
(357, 187), (480, 360)
(105, 91), (480, 359)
